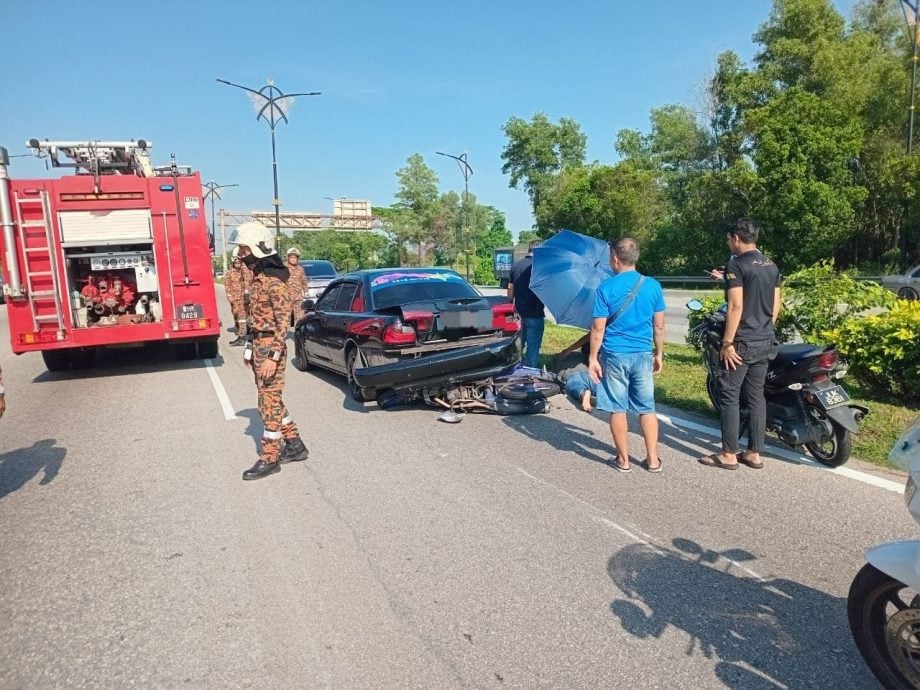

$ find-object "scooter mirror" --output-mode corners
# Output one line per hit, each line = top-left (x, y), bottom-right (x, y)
(301, 299), (316, 312)
(686, 299), (704, 311)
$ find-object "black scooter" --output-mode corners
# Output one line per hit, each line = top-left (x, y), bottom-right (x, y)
(687, 300), (868, 467)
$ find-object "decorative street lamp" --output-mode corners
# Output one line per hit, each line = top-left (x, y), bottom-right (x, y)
(902, 0), (919, 271)
(217, 78), (320, 239)
(436, 151), (474, 280)
(202, 181), (238, 274)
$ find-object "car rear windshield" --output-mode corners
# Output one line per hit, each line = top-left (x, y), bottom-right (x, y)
(300, 260), (337, 277)
(370, 271), (479, 309)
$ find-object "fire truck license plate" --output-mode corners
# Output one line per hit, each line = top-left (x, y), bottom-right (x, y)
(815, 385), (850, 409)
(178, 303), (204, 320)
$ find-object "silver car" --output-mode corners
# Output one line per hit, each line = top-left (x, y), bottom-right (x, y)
(300, 260), (338, 301)
(883, 265), (920, 300)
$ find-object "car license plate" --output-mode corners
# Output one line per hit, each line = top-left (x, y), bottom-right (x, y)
(178, 303), (203, 320)
(440, 309), (492, 331)
(815, 385), (850, 409)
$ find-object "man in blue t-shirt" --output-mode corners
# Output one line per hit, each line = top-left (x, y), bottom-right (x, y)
(588, 238), (666, 473)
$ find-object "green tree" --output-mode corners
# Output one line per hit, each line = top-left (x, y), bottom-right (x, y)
(501, 112), (586, 216)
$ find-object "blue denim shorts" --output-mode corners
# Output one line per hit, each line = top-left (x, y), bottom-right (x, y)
(596, 351), (655, 415)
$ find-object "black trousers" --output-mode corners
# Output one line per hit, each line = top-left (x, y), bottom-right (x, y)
(716, 339), (774, 454)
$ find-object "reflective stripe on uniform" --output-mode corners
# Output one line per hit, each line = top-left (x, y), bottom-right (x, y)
(281, 416), (292, 425)
(263, 430), (283, 440)
(272, 350), (281, 361)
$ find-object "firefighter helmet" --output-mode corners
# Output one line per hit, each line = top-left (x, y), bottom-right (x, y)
(230, 221), (276, 258)
(231, 246), (240, 261)
(286, 247), (301, 257)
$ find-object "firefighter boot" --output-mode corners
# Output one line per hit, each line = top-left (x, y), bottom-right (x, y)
(242, 459), (281, 481)
(278, 437), (309, 464)
(228, 337), (245, 346)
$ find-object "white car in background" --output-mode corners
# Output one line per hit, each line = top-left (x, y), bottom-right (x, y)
(300, 260), (338, 301)
(883, 265), (920, 300)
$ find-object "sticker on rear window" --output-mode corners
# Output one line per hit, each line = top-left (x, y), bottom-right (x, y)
(370, 272), (464, 289)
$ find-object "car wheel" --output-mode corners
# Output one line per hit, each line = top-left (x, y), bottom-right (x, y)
(292, 336), (315, 372)
(898, 286), (919, 301)
(347, 347), (371, 402)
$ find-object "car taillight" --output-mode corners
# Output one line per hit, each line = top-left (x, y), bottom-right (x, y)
(491, 303), (521, 334)
(818, 350), (838, 370)
(402, 309), (435, 333)
(382, 319), (417, 345)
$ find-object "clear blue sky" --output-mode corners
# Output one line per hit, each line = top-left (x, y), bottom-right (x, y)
(2, 0), (858, 241)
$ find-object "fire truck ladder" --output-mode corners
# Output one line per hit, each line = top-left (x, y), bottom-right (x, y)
(13, 190), (66, 335)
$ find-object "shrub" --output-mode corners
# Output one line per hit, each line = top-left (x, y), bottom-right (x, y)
(828, 299), (920, 402)
(685, 295), (726, 350)
(782, 260), (896, 344)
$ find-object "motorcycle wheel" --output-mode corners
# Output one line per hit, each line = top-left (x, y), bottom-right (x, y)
(804, 406), (852, 467)
(848, 563), (920, 690)
(496, 379), (561, 401)
(706, 374), (720, 410)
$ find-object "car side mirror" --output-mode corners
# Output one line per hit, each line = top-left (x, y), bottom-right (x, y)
(686, 299), (703, 312)
(301, 299), (316, 312)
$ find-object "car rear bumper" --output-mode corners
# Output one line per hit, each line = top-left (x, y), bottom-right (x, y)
(353, 336), (520, 393)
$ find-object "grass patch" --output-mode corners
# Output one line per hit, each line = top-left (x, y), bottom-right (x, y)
(540, 322), (918, 468)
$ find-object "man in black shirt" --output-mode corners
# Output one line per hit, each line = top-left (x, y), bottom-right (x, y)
(699, 219), (782, 471)
(508, 240), (546, 368)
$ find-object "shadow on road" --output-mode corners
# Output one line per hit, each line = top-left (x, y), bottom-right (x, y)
(0, 439), (66, 500)
(30, 342), (225, 383)
(501, 413), (615, 467)
(607, 537), (876, 689)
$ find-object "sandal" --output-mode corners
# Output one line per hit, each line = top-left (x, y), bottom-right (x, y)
(645, 459), (663, 474)
(737, 453), (764, 469)
(698, 454), (738, 470)
(612, 458), (632, 473)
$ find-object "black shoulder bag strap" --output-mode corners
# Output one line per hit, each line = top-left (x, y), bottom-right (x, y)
(606, 275), (646, 328)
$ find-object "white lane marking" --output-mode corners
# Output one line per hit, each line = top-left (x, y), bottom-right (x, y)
(656, 413), (905, 495)
(204, 358), (238, 421)
(516, 467), (766, 581)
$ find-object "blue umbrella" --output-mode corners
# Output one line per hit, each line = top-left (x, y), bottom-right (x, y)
(529, 230), (614, 329)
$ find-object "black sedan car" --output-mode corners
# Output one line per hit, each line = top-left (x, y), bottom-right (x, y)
(292, 268), (521, 400)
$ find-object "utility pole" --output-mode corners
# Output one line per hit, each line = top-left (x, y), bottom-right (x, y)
(202, 181), (238, 273)
(436, 151), (474, 280)
(217, 78), (320, 240)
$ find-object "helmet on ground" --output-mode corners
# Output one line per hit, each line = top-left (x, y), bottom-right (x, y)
(286, 247), (301, 257)
(229, 221), (276, 258)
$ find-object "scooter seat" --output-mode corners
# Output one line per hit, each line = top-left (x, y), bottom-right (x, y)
(774, 343), (820, 365)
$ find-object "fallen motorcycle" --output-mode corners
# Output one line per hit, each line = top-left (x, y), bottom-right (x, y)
(352, 338), (562, 421)
(687, 300), (867, 467)
(848, 419), (920, 689)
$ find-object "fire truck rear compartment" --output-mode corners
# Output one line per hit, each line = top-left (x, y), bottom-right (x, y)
(64, 244), (162, 328)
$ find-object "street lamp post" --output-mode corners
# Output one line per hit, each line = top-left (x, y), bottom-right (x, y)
(902, 0), (919, 271)
(202, 181), (238, 274)
(436, 151), (474, 280)
(217, 78), (320, 240)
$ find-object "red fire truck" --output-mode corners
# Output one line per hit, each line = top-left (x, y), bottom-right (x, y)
(0, 140), (220, 371)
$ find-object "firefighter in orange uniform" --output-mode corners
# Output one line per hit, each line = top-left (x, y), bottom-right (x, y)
(226, 246), (251, 346)
(285, 247), (308, 326)
(231, 222), (308, 480)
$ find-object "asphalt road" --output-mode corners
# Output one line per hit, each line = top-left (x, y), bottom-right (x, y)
(0, 290), (912, 689)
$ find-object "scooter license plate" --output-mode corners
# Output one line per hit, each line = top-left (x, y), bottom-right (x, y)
(815, 385), (850, 409)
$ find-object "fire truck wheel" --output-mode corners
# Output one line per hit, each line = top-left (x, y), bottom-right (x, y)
(41, 349), (72, 372)
(175, 343), (197, 360)
(198, 339), (219, 359)
(70, 348), (96, 369)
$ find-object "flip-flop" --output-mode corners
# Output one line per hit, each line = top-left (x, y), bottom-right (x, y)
(737, 453), (764, 469)
(698, 454), (738, 470)
(645, 460), (663, 474)
(612, 459), (632, 473)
